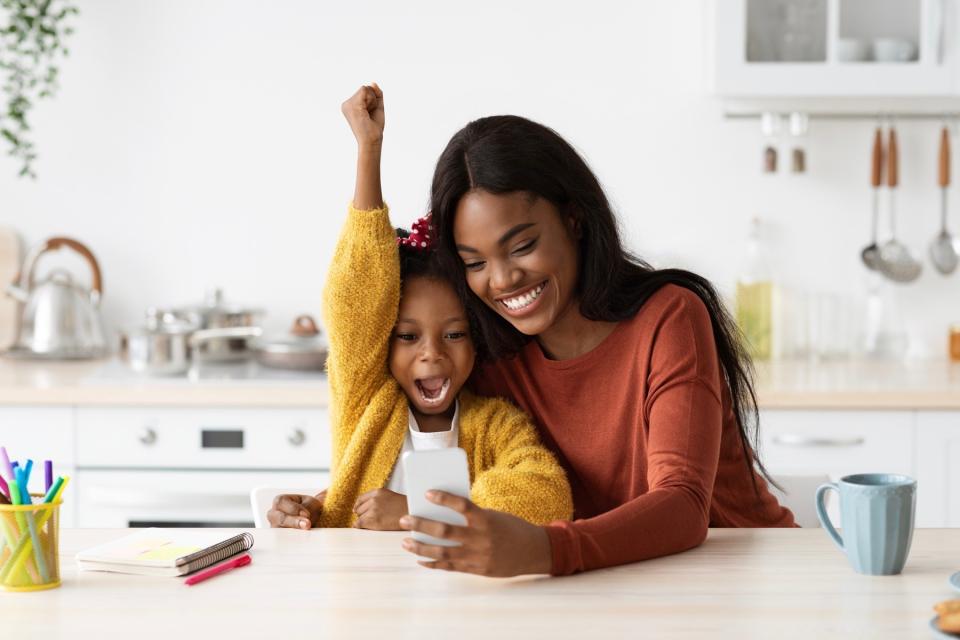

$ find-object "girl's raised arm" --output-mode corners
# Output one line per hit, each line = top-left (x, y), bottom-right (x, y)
(323, 84), (399, 451)
(342, 83), (384, 210)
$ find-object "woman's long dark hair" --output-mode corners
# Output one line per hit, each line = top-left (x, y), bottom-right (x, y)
(430, 115), (775, 495)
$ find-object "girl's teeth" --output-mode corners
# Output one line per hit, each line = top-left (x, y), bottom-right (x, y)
(418, 378), (450, 405)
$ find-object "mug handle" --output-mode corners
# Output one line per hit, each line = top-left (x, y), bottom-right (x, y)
(815, 482), (843, 551)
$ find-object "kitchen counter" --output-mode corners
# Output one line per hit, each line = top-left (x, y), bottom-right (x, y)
(5, 527), (958, 639)
(755, 360), (960, 409)
(0, 357), (959, 409)
(0, 358), (328, 407)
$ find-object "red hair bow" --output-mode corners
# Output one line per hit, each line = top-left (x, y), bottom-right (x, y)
(397, 212), (434, 251)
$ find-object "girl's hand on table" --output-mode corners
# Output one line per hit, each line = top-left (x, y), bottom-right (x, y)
(341, 83), (385, 150)
(398, 491), (553, 577)
(353, 488), (408, 531)
(267, 490), (327, 530)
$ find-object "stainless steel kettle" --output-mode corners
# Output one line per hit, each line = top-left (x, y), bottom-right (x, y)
(5, 237), (107, 359)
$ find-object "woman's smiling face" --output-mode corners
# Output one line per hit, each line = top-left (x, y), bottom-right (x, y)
(453, 190), (580, 337)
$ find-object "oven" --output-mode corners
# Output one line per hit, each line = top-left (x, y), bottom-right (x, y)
(74, 406), (330, 528)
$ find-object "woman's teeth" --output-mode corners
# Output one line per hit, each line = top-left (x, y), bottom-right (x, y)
(416, 377), (451, 406)
(501, 282), (546, 311)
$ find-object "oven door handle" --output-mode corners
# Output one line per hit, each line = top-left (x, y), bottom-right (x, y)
(86, 486), (251, 509)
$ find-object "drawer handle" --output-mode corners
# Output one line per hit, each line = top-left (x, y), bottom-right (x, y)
(87, 486), (249, 508)
(139, 427), (157, 446)
(772, 435), (865, 447)
(287, 428), (306, 447)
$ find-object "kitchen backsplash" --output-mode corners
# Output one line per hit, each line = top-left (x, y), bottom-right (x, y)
(2, 1), (958, 358)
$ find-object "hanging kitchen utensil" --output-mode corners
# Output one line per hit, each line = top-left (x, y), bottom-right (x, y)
(789, 111), (808, 174)
(930, 126), (959, 275)
(878, 126), (923, 283)
(4, 236), (107, 359)
(861, 127), (884, 271)
(254, 314), (328, 371)
(761, 112), (780, 173)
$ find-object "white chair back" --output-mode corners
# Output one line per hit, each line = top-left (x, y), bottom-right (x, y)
(771, 474), (831, 528)
(250, 487), (319, 529)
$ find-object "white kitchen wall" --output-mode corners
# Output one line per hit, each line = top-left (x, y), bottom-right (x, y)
(1, 0), (956, 356)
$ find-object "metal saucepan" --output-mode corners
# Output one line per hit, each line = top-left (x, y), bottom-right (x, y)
(121, 308), (262, 375)
(254, 314), (327, 371)
(121, 309), (198, 375)
(174, 288), (264, 363)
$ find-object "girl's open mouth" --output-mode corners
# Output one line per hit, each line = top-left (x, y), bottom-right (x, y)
(415, 377), (451, 407)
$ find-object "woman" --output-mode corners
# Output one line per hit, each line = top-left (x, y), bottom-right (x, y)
(397, 114), (795, 577)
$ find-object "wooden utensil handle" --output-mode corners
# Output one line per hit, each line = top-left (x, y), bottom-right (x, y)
(940, 126), (950, 188)
(871, 127), (883, 188)
(887, 128), (898, 188)
(45, 236), (103, 295)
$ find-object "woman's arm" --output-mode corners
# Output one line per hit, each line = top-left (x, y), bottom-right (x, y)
(544, 377), (721, 573)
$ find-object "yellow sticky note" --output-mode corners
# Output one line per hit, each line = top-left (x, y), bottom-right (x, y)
(140, 545), (200, 561)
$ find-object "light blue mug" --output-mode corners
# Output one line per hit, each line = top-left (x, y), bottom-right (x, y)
(815, 473), (916, 576)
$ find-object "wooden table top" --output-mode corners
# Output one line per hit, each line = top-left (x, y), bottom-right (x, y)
(4, 527), (959, 639)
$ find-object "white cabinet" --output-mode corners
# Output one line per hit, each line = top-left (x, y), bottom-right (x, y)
(760, 409), (914, 475)
(0, 407), (76, 526)
(761, 409), (960, 527)
(714, 0), (958, 96)
(916, 411), (960, 527)
(759, 409), (915, 524)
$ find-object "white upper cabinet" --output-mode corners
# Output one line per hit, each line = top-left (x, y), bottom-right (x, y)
(714, 0), (957, 97)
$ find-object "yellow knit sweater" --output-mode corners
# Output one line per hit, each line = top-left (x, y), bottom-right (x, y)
(318, 204), (573, 528)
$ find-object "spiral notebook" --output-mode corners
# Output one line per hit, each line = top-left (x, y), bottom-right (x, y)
(76, 528), (254, 577)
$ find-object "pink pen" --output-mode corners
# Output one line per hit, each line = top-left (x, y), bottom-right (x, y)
(184, 554), (252, 586)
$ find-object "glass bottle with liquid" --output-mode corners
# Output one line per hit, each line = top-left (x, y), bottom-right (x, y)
(735, 218), (773, 361)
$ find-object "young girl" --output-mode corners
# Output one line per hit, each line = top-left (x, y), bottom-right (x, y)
(269, 84), (572, 531)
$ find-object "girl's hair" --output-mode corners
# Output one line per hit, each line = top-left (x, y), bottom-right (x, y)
(396, 228), (448, 283)
(429, 115), (775, 495)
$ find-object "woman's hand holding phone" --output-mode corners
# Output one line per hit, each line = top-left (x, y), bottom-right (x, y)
(399, 491), (553, 577)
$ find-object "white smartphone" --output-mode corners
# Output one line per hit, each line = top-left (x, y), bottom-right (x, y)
(401, 447), (471, 547)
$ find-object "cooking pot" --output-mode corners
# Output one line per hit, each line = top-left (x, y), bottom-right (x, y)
(254, 315), (327, 371)
(121, 309), (198, 375)
(121, 308), (262, 375)
(175, 288), (264, 363)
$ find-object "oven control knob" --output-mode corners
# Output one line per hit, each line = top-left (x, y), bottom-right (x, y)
(139, 427), (157, 446)
(287, 428), (306, 447)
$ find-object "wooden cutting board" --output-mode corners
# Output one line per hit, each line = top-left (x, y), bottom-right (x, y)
(0, 226), (22, 350)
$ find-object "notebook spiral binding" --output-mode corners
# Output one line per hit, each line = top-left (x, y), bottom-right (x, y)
(178, 532), (254, 575)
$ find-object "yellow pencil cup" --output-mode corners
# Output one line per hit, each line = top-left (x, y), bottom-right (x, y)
(0, 496), (62, 592)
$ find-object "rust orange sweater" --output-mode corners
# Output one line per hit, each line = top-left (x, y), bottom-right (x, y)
(473, 284), (796, 576)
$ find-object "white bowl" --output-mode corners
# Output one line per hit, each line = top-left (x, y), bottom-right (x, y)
(836, 38), (871, 62)
(873, 38), (917, 63)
